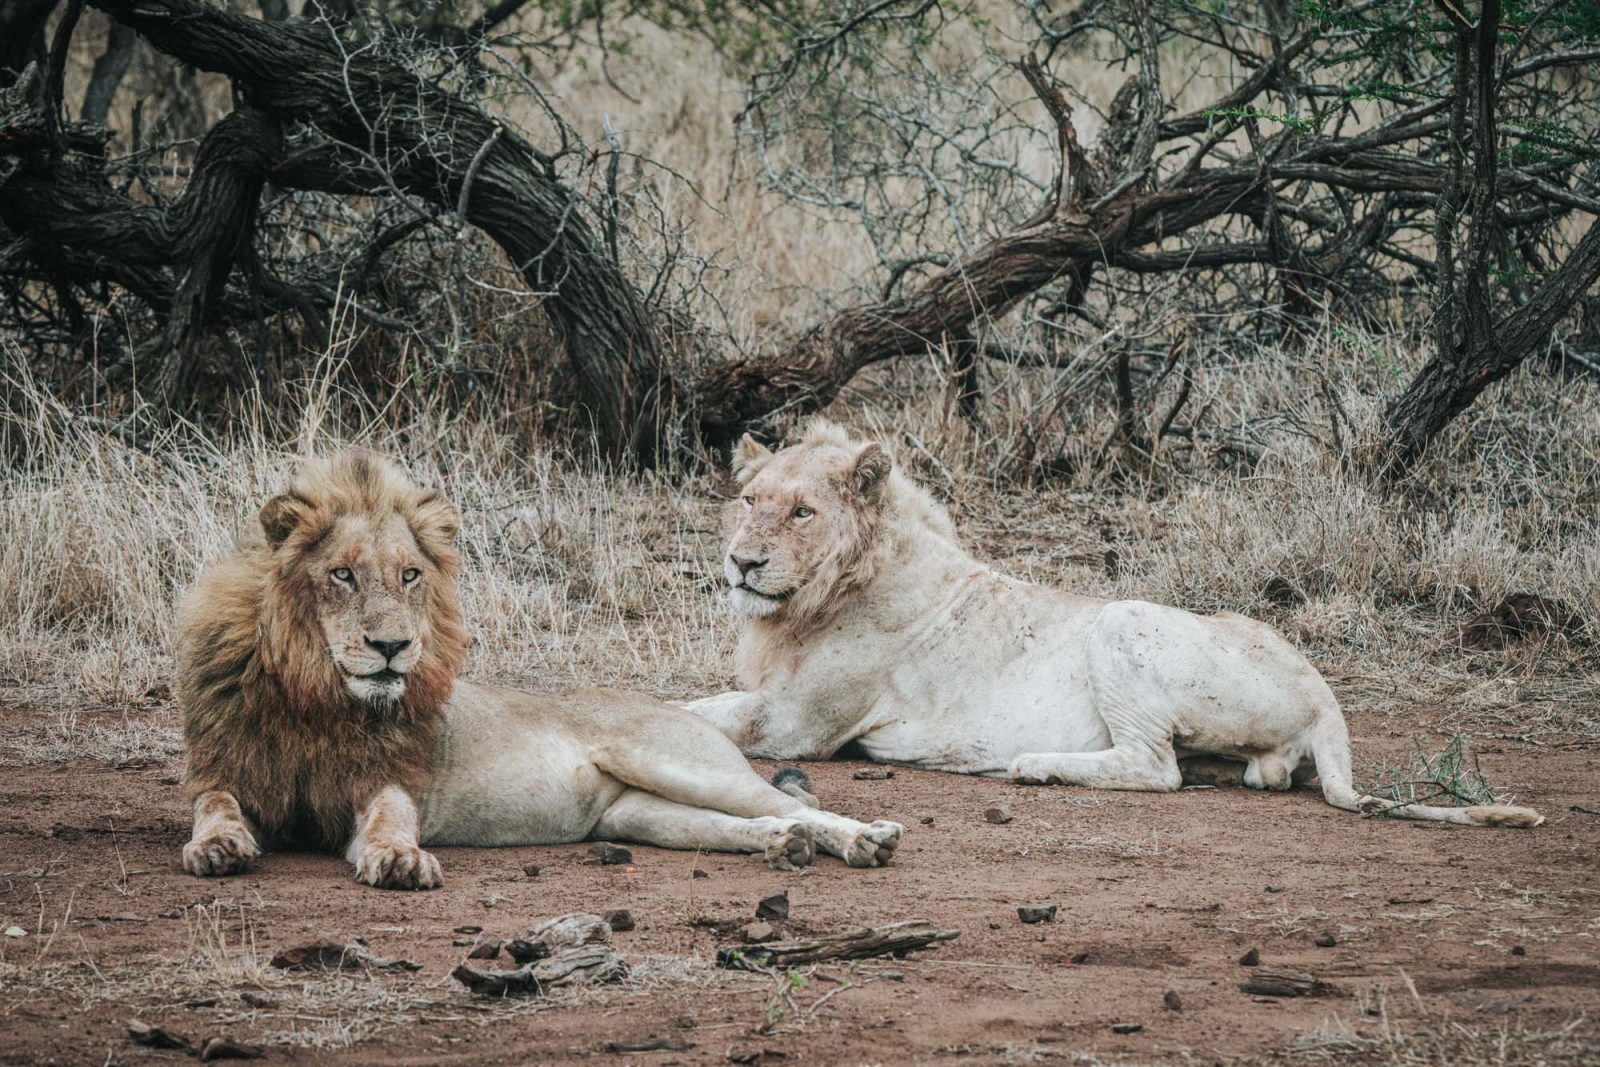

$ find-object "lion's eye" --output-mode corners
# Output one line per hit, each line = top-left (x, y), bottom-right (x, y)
(741, 495), (755, 507)
(331, 567), (354, 584)
(402, 567), (421, 585)
(793, 505), (814, 521)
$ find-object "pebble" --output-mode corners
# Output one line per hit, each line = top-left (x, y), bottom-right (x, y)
(1017, 905), (1057, 924)
(1239, 947), (1261, 966)
(984, 806), (1013, 825)
(756, 889), (790, 921)
(604, 909), (636, 933)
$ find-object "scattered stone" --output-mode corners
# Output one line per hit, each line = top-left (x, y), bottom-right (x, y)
(1511, 945), (1527, 957)
(588, 842), (633, 866)
(1387, 895), (1434, 905)
(454, 925), (483, 935)
(451, 938), (474, 947)
(988, 921), (1001, 930)
(3, 926), (24, 938)
(853, 768), (893, 780)
(467, 940), (501, 960)
(692, 868), (710, 879)
(1264, 885), (1284, 894)
(238, 992), (274, 1009)
(984, 806), (1013, 825)
(1163, 989), (1183, 1012)
(1016, 905), (1057, 924)
(1314, 933), (1337, 948)
(522, 863), (541, 878)
(604, 910), (635, 933)
(728, 1048), (787, 1064)
(741, 922), (777, 944)
(127, 1020), (189, 1050)
(919, 816), (935, 825)
(1238, 947), (1261, 966)
(1111, 1022), (1144, 1034)
(199, 1037), (264, 1062)
(755, 889), (790, 921)
(603, 1038), (693, 1054)
(269, 939), (419, 972)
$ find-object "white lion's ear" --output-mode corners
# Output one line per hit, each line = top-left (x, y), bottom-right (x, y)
(732, 433), (774, 485)
(259, 493), (308, 546)
(850, 443), (891, 500)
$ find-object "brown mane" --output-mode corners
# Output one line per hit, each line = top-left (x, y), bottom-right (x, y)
(175, 451), (470, 849)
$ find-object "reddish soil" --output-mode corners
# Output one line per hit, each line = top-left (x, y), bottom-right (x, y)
(2, 700), (1597, 1065)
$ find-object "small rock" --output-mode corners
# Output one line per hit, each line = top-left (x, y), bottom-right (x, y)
(467, 940), (501, 960)
(453, 925), (483, 935)
(1511, 945), (1526, 957)
(199, 1037), (264, 1061)
(984, 805), (1013, 825)
(919, 815), (935, 825)
(3, 926), (24, 938)
(238, 992), (274, 1009)
(853, 768), (893, 780)
(1239, 947), (1261, 966)
(1017, 905), (1057, 924)
(1265, 885), (1284, 894)
(1314, 933), (1337, 948)
(1111, 1022), (1143, 1034)
(603, 1038), (694, 1054)
(522, 863), (541, 878)
(1163, 989), (1182, 1012)
(588, 842), (633, 865)
(604, 909), (635, 933)
(741, 921), (777, 944)
(692, 868), (710, 879)
(127, 1020), (189, 1050)
(988, 921), (1001, 930)
(755, 889), (790, 921)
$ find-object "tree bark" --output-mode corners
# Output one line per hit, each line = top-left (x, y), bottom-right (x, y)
(87, 0), (670, 462)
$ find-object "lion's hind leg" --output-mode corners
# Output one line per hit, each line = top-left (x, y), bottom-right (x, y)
(594, 789), (814, 870)
(1009, 745), (1183, 791)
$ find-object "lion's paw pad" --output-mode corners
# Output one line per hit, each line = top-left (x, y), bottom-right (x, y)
(764, 823), (815, 870)
(844, 820), (902, 868)
(183, 830), (260, 877)
(355, 843), (443, 890)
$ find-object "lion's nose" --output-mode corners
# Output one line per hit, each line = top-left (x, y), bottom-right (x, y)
(731, 553), (767, 577)
(365, 637), (412, 662)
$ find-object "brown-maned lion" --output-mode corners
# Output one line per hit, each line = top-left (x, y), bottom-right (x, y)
(177, 450), (902, 889)
(683, 420), (1542, 829)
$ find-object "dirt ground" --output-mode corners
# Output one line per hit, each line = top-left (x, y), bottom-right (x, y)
(1, 699), (1597, 1066)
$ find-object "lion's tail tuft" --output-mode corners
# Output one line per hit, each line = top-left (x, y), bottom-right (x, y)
(772, 766), (819, 808)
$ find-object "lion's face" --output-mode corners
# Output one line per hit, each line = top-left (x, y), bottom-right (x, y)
(258, 455), (463, 708)
(723, 431), (890, 620)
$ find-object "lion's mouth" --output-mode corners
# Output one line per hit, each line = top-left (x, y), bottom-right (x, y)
(736, 584), (791, 603)
(361, 668), (406, 684)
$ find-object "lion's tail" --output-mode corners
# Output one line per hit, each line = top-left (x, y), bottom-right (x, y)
(1311, 707), (1543, 828)
(772, 766), (819, 809)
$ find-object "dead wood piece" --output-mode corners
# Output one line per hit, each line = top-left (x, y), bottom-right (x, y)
(127, 1020), (189, 1050)
(717, 920), (959, 971)
(269, 938), (419, 972)
(1238, 965), (1334, 997)
(506, 912), (611, 965)
(453, 943), (628, 997)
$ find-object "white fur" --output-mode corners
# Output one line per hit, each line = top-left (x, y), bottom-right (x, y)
(686, 429), (1543, 829)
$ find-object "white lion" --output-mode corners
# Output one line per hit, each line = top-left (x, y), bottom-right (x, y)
(684, 420), (1542, 828)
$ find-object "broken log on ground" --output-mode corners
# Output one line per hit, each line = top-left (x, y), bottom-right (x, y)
(717, 920), (959, 970)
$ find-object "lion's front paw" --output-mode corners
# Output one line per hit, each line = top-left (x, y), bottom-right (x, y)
(183, 828), (260, 877)
(843, 820), (902, 868)
(1009, 754), (1058, 785)
(764, 822), (815, 871)
(354, 842), (443, 890)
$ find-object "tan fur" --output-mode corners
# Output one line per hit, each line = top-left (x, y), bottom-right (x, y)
(177, 450), (469, 852)
(176, 451), (905, 888)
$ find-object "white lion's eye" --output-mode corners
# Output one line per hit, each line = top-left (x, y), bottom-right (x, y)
(741, 495), (755, 507)
(402, 567), (421, 585)
(331, 567), (354, 585)
(793, 505), (814, 521)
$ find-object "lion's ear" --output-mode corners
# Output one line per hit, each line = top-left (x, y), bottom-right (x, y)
(411, 489), (460, 548)
(259, 493), (308, 546)
(732, 433), (774, 484)
(850, 443), (892, 500)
